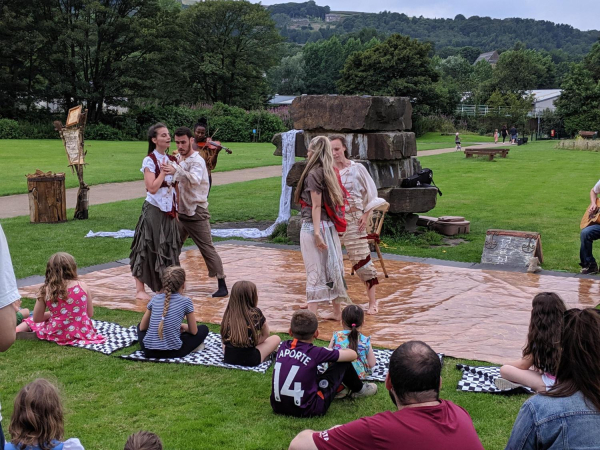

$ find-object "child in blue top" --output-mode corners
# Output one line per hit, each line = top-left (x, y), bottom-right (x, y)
(6, 379), (84, 450)
(329, 305), (376, 380)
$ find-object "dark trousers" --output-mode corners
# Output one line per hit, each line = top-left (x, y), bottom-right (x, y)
(580, 224), (600, 267)
(178, 206), (225, 279)
(316, 362), (364, 414)
(137, 324), (209, 358)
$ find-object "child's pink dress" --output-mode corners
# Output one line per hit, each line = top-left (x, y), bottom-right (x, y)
(25, 283), (105, 345)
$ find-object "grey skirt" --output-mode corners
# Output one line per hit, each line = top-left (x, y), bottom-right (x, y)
(130, 201), (180, 293)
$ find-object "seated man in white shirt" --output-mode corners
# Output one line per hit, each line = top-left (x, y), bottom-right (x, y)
(163, 127), (228, 297)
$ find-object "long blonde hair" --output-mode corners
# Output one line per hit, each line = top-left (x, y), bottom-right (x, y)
(293, 136), (344, 206)
(38, 253), (78, 304)
(9, 379), (64, 450)
(158, 266), (186, 339)
(220, 281), (260, 347)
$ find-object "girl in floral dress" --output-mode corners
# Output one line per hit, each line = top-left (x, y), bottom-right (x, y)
(16, 252), (105, 345)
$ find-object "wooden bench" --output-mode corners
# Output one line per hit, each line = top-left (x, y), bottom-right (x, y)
(464, 148), (510, 161)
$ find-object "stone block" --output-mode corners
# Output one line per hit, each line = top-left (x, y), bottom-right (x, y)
(303, 131), (416, 160)
(286, 215), (302, 244)
(286, 160), (307, 187)
(378, 187), (438, 214)
(291, 95), (412, 132)
(272, 131), (307, 157)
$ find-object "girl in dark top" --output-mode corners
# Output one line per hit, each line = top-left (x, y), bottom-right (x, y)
(501, 125), (508, 143)
(220, 281), (281, 366)
(496, 292), (566, 392)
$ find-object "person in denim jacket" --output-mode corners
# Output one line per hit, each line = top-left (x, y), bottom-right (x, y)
(506, 308), (600, 449)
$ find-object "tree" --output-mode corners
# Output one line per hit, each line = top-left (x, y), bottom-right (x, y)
(555, 64), (600, 135)
(30, 0), (177, 121)
(337, 34), (440, 112)
(267, 53), (306, 95)
(182, 0), (284, 108)
(492, 49), (557, 93)
(470, 60), (495, 104)
(583, 41), (600, 82)
(437, 55), (474, 93)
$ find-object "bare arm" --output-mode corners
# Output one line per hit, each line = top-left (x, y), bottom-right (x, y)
(257, 321), (270, 345)
(0, 304), (16, 351)
(80, 281), (93, 318)
(139, 310), (151, 331)
(32, 298), (47, 323)
(589, 188), (598, 212)
(336, 348), (358, 362)
(367, 343), (376, 368)
(310, 191), (327, 250)
(328, 334), (335, 348)
(185, 312), (198, 335)
(503, 355), (534, 370)
(289, 430), (319, 450)
(144, 168), (167, 195)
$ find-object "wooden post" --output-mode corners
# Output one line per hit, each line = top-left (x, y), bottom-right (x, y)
(26, 171), (67, 223)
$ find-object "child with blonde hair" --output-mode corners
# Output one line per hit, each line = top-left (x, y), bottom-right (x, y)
(329, 305), (376, 382)
(138, 266), (208, 358)
(16, 252), (104, 346)
(6, 378), (84, 450)
(220, 281), (281, 366)
(494, 129), (499, 144)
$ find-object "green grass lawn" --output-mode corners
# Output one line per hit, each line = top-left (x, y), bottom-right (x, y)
(417, 132), (497, 151)
(0, 140), (280, 196)
(3, 177), (282, 279)
(382, 140), (596, 274)
(0, 300), (525, 450)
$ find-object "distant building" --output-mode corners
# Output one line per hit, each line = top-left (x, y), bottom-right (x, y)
(474, 50), (500, 67)
(268, 95), (297, 106)
(325, 14), (342, 22)
(290, 18), (310, 28)
(529, 89), (562, 114)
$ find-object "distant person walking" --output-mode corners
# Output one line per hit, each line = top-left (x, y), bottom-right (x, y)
(494, 129), (499, 144)
(455, 132), (461, 151)
(501, 125), (508, 143)
(510, 125), (518, 145)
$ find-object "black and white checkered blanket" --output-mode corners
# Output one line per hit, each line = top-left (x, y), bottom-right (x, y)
(120, 332), (274, 374)
(71, 320), (138, 355)
(319, 349), (444, 383)
(456, 364), (533, 394)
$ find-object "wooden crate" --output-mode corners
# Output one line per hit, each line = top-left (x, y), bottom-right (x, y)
(26, 172), (67, 223)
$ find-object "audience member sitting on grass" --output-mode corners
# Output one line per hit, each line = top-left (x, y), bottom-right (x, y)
(290, 340), (483, 449)
(16, 253), (105, 346)
(496, 292), (566, 392)
(124, 431), (163, 450)
(506, 308), (600, 449)
(138, 266), (208, 359)
(5, 379), (84, 450)
(220, 281), (281, 367)
(1, 224), (21, 448)
(271, 310), (377, 418)
(13, 299), (30, 329)
(328, 305), (376, 386)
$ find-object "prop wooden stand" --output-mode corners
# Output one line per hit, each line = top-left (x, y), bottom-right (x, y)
(54, 106), (89, 220)
(25, 171), (67, 223)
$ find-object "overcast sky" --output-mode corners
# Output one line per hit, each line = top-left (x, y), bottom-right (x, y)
(255, 0), (600, 32)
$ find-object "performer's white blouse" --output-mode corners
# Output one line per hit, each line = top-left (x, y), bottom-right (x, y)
(339, 161), (386, 213)
(140, 150), (176, 213)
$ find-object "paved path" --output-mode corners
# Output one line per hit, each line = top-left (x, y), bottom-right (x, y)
(0, 165), (282, 219)
(418, 143), (497, 157)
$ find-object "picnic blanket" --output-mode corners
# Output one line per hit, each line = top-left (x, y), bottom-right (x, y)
(72, 320), (138, 355)
(456, 364), (533, 394)
(120, 331), (274, 374)
(319, 349), (444, 383)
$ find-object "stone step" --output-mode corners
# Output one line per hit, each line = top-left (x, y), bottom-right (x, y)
(290, 95), (412, 132)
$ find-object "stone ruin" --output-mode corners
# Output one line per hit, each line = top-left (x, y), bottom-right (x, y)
(272, 95), (438, 243)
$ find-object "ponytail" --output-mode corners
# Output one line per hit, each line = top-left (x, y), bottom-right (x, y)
(341, 304), (364, 353)
(157, 266), (186, 339)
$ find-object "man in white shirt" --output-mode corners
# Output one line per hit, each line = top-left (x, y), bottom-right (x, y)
(0, 224), (20, 446)
(164, 127), (228, 297)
